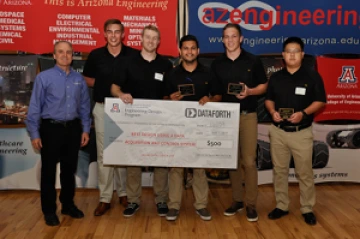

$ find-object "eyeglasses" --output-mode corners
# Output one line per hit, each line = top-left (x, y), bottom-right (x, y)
(284, 49), (302, 54)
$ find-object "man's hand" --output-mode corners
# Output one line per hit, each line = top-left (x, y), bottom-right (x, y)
(81, 132), (90, 147)
(288, 112), (303, 124)
(199, 96), (211, 105)
(235, 83), (250, 100)
(31, 138), (42, 151)
(119, 93), (133, 104)
(170, 91), (184, 101)
(271, 111), (283, 123)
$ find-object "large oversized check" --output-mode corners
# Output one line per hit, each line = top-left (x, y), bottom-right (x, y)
(103, 99), (240, 168)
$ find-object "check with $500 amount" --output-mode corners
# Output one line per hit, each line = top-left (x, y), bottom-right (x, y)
(104, 98), (240, 169)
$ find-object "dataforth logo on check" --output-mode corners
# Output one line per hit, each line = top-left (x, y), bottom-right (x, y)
(185, 108), (232, 118)
(185, 108), (197, 118)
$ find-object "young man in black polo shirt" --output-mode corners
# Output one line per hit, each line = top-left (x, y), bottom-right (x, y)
(211, 23), (268, 222)
(83, 19), (138, 216)
(164, 35), (221, 221)
(111, 25), (173, 217)
(265, 37), (326, 226)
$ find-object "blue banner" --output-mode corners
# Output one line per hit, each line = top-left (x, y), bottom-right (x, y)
(187, 0), (360, 55)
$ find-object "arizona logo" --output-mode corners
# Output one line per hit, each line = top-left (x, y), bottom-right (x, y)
(338, 66), (357, 84)
(110, 103), (120, 113)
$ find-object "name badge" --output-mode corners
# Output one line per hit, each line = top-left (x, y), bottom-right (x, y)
(154, 73), (163, 81)
(295, 87), (306, 95)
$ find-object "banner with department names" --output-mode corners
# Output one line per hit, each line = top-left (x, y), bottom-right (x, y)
(0, 0), (178, 56)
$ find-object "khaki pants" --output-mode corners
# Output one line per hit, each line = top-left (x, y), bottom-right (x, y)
(126, 167), (168, 205)
(93, 103), (127, 203)
(168, 168), (209, 210)
(269, 125), (315, 214)
(229, 113), (258, 207)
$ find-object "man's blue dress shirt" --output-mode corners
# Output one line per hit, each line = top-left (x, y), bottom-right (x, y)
(26, 65), (91, 140)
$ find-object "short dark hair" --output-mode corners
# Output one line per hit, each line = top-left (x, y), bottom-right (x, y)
(103, 19), (123, 32)
(222, 23), (242, 37)
(283, 37), (304, 51)
(179, 35), (199, 48)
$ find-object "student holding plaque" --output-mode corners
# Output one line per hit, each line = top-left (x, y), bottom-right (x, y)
(265, 37), (326, 225)
(163, 35), (222, 221)
(211, 24), (268, 222)
(83, 19), (138, 216)
(111, 25), (173, 218)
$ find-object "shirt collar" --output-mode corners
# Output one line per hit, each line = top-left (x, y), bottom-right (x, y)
(222, 48), (248, 61)
(53, 64), (74, 76)
(179, 61), (204, 73)
(104, 43), (128, 57)
(137, 51), (158, 63)
(283, 65), (305, 76)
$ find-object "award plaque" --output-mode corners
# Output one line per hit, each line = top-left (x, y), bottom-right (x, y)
(228, 83), (245, 95)
(178, 84), (195, 96)
(279, 108), (294, 119)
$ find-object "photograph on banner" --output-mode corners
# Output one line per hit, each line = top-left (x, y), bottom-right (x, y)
(256, 122), (360, 184)
(103, 98), (240, 169)
(0, 55), (37, 126)
(311, 123), (360, 183)
(0, 1), (179, 56)
(187, 0), (360, 55)
(257, 124), (329, 172)
(0, 127), (41, 190)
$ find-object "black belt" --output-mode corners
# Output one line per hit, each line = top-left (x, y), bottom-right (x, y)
(275, 123), (311, 132)
(42, 118), (79, 127)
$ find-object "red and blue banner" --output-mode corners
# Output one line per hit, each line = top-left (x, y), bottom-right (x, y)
(188, 0), (360, 55)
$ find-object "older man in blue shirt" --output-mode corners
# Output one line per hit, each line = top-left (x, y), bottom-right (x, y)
(26, 41), (91, 226)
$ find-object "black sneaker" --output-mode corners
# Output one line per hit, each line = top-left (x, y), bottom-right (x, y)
(61, 205), (84, 218)
(196, 208), (212, 221)
(156, 202), (168, 216)
(246, 206), (258, 222)
(44, 214), (60, 226)
(224, 201), (244, 216)
(123, 203), (139, 217)
(166, 208), (179, 221)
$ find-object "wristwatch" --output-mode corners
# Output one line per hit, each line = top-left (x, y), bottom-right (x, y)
(301, 110), (308, 119)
